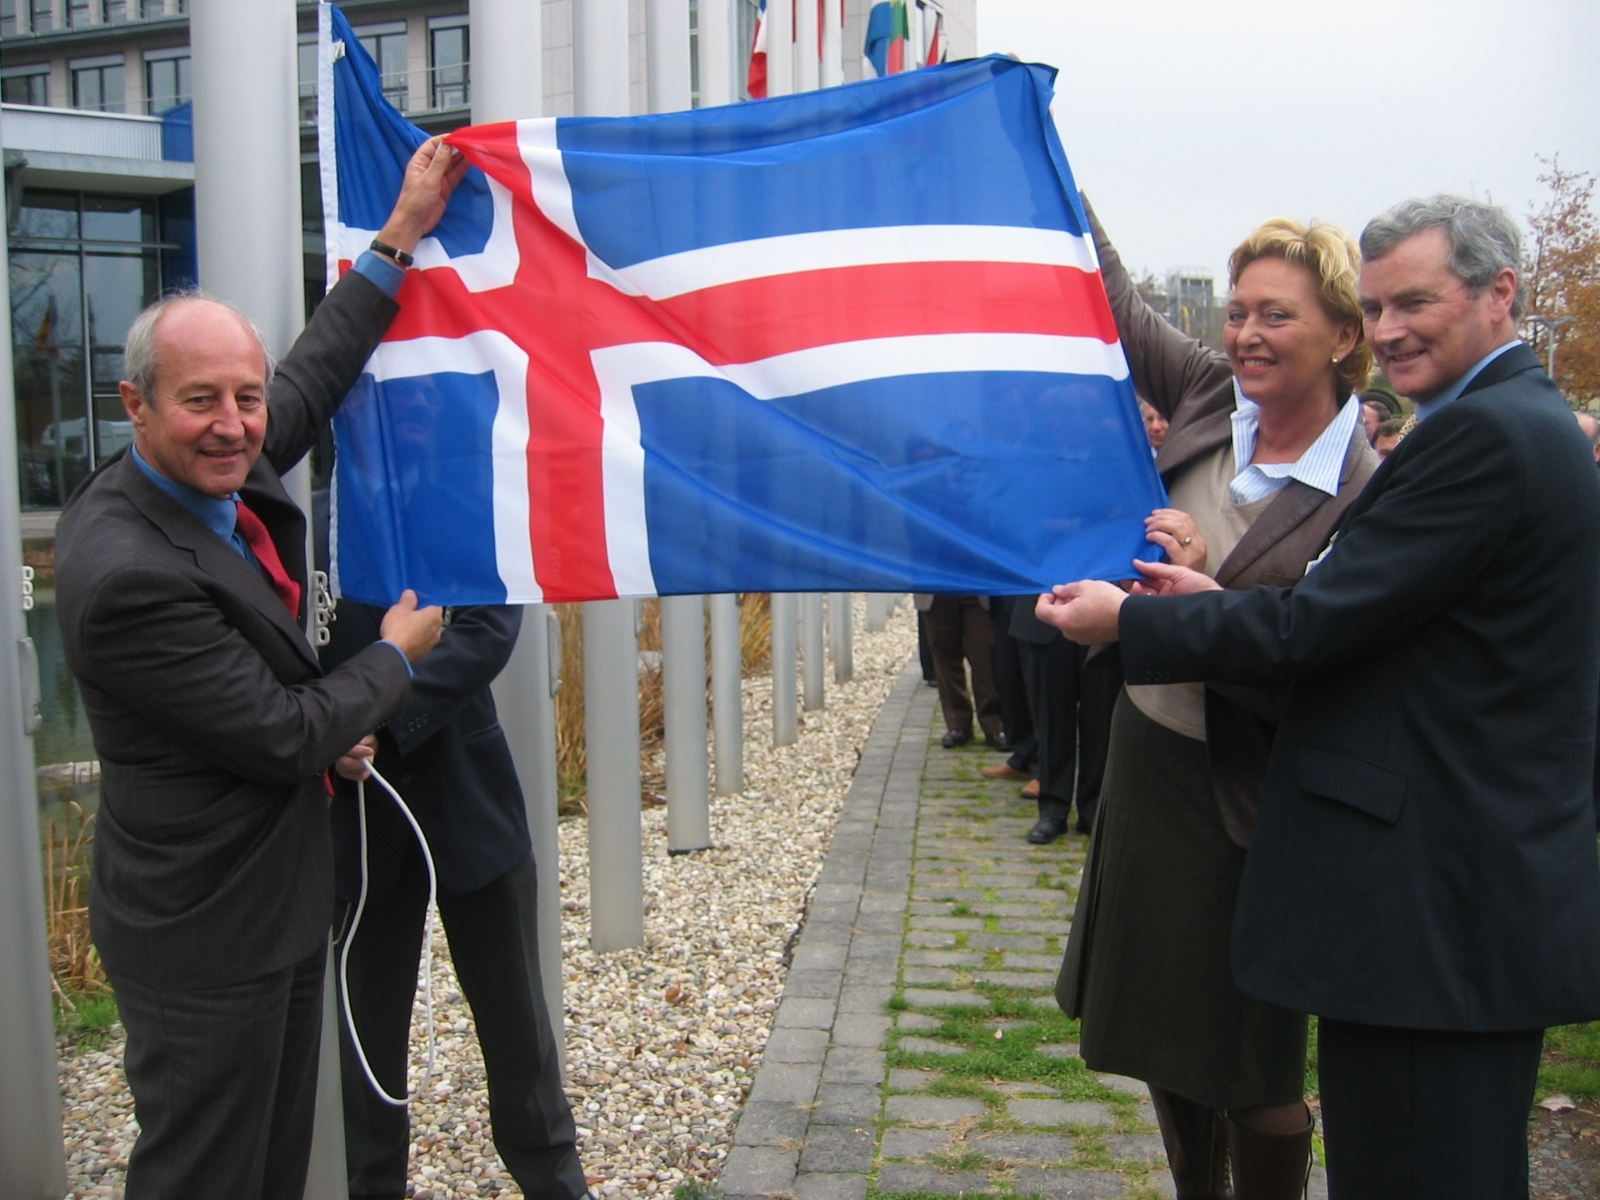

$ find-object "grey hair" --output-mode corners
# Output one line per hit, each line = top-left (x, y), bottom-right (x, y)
(122, 288), (277, 399)
(1359, 195), (1527, 319)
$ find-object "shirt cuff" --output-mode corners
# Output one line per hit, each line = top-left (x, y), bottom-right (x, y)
(379, 639), (414, 677)
(352, 249), (407, 299)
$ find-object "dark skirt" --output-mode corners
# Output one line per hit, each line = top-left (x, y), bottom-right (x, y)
(1056, 690), (1306, 1110)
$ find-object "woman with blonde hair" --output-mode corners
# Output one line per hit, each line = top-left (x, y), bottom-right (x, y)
(1056, 204), (1379, 1200)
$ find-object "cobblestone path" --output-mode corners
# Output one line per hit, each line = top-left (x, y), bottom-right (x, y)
(717, 662), (1330, 1200)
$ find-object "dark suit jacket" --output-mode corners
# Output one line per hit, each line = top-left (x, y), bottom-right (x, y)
(55, 271), (409, 991)
(1088, 197), (1379, 844)
(319, 597), (531, 900)
(1121, 343), (1600, 1030)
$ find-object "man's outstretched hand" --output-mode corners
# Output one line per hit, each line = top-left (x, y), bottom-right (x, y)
(380, 589), (444, 662)
(377, 135), (471, 256)
(1034, 560), (1223, 644)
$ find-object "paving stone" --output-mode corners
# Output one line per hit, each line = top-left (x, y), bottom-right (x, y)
(797, 1124), (876, 1174)
(1030, 1043), (1081, 1062)
(912, 886), (986, 902)
(1136, 1102), (1157, 1129)
(894, 1011), (942, 1031)
(831, 1012), (892, 1048)
(775, 997), (838, 1029)
(971, 970), (1057, 990)
(887, 1068), (939, 1090)
(903, 966), (960, 985)
(762, 1027), (829, 1063)
(842, 959), (898, 985)
(852, 909), (906, 933)
(811, 1084), (881, 1126)
(995, 1080), (1057, 1095)
(860, 890), (909, 913)
(801, 917), (857, 943)
(884, 1095), (988, 1123)
(1004, 951), (1068, 972)
(904, 930), (958, 948)
(749, 1061), (822, 1105)
(1096, 1073), (1151, 1099)
(1008, 1099), (1114, 1127)
(718, 1145), (799, 1196)
(1010, 1167), (1125, 1197)
(822, 1047), (886, 1085)
(732, 1101), (812, 1146)
(908, 916), (987, 931)
(1105, 1134), (1166, 1163)
(903, 988), (988, 1008)
(792, 1172), (869, 1200)
(897, 1036), (968, 1056)
(904, 949), (985, 968)
(983, 903), (1060, 917)
(878, 1127), (951, 1159)
(966, 931), (1047, 951)
(875, 1164), (989, 1195)
(835, 984), (894, 1014)
(784, 970), (846, 1000)
(998, 917), (1070, 934)
(791, 942), (849, 971)
(966, 1131), (1076, 1163)
(990, 887), (1076, 903)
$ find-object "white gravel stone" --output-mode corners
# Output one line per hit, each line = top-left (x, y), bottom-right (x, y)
(55, 597), (917, 1200)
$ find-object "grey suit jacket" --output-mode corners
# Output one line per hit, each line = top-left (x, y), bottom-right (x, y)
(56, 271), (411, 990)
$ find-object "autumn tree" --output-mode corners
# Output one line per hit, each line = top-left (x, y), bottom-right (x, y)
(1522, 157), (1600, 405)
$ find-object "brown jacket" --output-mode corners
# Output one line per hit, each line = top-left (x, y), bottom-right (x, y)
(1088, 198), (1379, 846)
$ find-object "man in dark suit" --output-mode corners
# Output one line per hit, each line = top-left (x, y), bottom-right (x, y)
(1037, 195), (1600, 1199)
(315, 518), (587, 1199)
(54, 138), (465, 1200)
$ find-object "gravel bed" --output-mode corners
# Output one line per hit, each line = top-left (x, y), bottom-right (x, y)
(55, 596), (918, 1200)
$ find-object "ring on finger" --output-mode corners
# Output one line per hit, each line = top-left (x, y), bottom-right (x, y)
(1182, 536), (1193, 545)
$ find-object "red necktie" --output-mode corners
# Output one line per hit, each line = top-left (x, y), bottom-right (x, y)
(234, 500), (302, 620)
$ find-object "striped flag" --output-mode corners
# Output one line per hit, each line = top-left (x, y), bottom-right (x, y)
(319, 5), (1165, 605)
(746, 0), (768, 98)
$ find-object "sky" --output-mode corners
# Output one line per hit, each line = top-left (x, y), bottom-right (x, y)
(977, 0), (1600, 288)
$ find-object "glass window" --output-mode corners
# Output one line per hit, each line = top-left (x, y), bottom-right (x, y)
(297, 32), (317, 125)
(144, 51), (189, 114)
(30, 0), (52, 33)
(1, 68), (51, 108)
(104, 0), (126, 22)
(140, 0), (165, 16)
(1, 0), (19, 38)
(72, 57), (127, 113)
(428, 18), (468, 110)
(68, 0), (89, 27)
(355, 21), (409, 113)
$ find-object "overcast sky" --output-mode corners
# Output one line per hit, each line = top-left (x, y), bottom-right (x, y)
(977, 0), (1600, 288)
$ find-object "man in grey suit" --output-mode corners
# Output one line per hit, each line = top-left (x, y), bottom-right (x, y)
(54, 138), (465, 1200)
(1038, 196), (1600, 1199)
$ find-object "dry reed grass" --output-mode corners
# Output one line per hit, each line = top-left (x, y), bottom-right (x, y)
(42, 801), (107, 1003)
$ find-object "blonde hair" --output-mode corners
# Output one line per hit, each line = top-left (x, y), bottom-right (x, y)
(1228, 218), (1374, 401)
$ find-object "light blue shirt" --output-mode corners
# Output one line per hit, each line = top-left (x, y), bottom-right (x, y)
(1228, 382), (1361, 505)
(351, 249), (406, 299)
(1413, 340), (1522, 422)
(131, 443), (258, 565)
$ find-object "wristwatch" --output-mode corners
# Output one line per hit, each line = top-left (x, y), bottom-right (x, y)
(369, 238), (414, 268)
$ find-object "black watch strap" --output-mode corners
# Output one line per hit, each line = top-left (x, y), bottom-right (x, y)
(369, 238), (415, 268)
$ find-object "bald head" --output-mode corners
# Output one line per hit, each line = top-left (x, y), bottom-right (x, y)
(1576, 412), (1600, 464)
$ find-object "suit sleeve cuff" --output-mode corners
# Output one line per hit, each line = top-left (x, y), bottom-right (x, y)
(379, 639), (414, 677)
(352, 250), (407, 299)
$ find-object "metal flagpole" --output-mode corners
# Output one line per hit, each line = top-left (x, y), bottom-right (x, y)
(583, 600), (646, 951)
(661, 596), (711, 853)
(472, 0), (567, 1073)
(697, 0), (735, 106)
(801, 591), (825, 710)
(828, 592), (853, 684)
(190, 4), (347, 1195)
(865, 592), (891, 631)
(795, 0), (820, 92)
(709, 594), (743, 793)
(767, 0), (795, 97)
(820, 0), (844, 88)
(771, 593), (798, 745)
(0, 181), (67, 1200)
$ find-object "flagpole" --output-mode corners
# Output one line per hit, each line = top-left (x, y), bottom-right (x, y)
(820, 0), (844, 88)
(710, 594), (744, 793)
(801, 591), (825, 710)
(796, 0), (820, 92)
(771, 593), (799, 745)
(698, 0), (735, 106)
(766, 0), (794, 97)
(829, 592), (853, 684)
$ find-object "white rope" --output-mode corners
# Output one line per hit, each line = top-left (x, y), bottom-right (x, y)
(338, 761), (438, 1107)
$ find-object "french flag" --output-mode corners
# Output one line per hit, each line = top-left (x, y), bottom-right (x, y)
(319, 5), (1165, 606)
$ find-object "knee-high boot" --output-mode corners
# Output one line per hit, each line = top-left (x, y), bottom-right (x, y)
(1224, 1106), (1312, 1200)
(1149, 1084), (1231, 1200)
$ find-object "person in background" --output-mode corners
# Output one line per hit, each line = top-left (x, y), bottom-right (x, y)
(1360, 398), (1387, 442)
(984, 595), (1036, 785)
(917, 594), (1005, 748)
(1140, 396), (1169, 453)
(1575, 411), (1600, 464)
(1373, 416), (1406, 458)
(1056, 198), (1379, 1200)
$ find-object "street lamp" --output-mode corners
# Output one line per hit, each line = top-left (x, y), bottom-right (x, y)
(1527, 313), (1577, 384)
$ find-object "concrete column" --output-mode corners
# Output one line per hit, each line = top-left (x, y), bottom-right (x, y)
(801, 591), (825, 710)
(865, 592), (892, 631)
(647, 0), (691, 113)
(577, 0), (632, 115)
(795, 0), (819, 92)
(828, 591), (853, 683)
(770, 593), (798, 745)
(582, 600), (645, 951)
(474, 0), (564, 1072)
(191, 5), (340, 1194)
(709, 593), (743, 794)
(661, 595), (711, 852)
(766, 0), (794, 96)
(820, 0), (843, 88)
(0, 186), (67, 1200)
(697, 0), (734, 106)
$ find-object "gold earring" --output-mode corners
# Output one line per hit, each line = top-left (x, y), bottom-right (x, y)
(1332, 355), (1340, 364)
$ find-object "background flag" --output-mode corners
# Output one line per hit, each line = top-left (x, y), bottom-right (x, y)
(320, 5), (1166, 606)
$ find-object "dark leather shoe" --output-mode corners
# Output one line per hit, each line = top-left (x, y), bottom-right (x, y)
(1026, 816), (1069, 844)
(985, 731), (1010, 751)
(982, 763), (1030, 780)
(941, 729), (972, 749)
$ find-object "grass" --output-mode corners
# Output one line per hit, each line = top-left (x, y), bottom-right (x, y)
(56, 988), (119, 1047)
(1540, 1022), (1600, 1102)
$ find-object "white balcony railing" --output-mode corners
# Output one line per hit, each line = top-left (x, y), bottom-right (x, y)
(0, 102), (165, 160)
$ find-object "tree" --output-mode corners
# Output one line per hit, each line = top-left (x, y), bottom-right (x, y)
(1522, 157), (1600, 405)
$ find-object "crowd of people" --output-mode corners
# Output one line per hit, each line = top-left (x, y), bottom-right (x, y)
(47, 112), (1600, 1200)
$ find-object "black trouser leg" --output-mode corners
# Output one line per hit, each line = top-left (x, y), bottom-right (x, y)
(336, 835), (430, 1200)
(917, 610), (937, 683)
(1318, 1018), (1543, 1200)
(1020, 635), (1078, 822)
(989, 598), (1034, 769)
(925, 595), (975, 736)
(1073, 643), (1123, 833)
(113, 947), (325, 1200)
(441, 855), (587, 1200)
(960, 596), (1004, 741)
